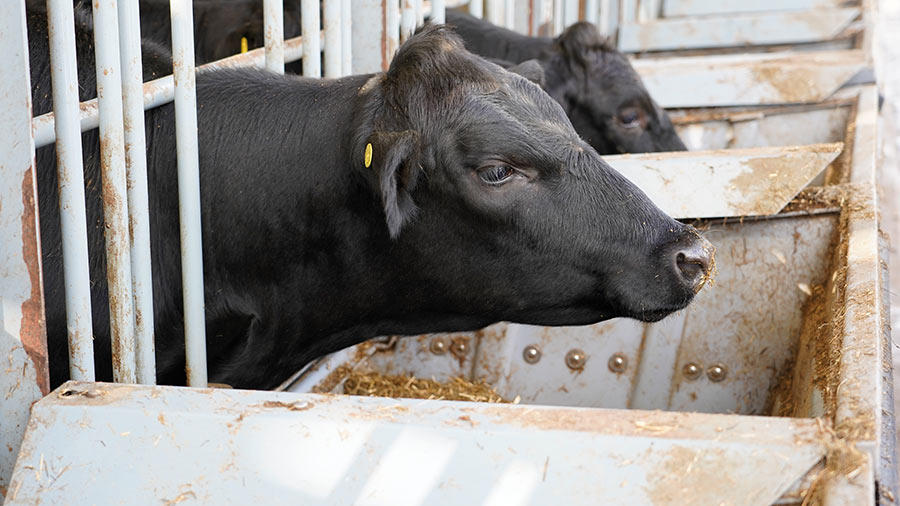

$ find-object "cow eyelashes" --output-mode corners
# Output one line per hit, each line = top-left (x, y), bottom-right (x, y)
(477, 165), (517, 185)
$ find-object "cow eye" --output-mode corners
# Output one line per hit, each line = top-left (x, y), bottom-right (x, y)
(617, 108), (642, 128)
(477, 165), (516, 185)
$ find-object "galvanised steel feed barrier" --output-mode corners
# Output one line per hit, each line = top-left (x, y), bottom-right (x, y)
(0, 0), (893, 504)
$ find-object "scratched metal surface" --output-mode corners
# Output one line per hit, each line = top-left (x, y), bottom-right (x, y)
(5, 381), (832, 506)
(0, 0), (49, 497)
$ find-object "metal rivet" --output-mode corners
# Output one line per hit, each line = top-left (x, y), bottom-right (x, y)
(565, 349), (587, 370)
(682, 362), (702, 381)
(607, 353), (627, 373)
(523, 345), (542, 364)
(450, 339), (469, 357)
(429, 337), (447, 355)
(707, 364), (727, 382)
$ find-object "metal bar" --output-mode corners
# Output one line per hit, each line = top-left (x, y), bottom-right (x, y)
(598, 0), (609, 34)
(301, 0), (321, 76)
(32, 34), (309, 149)
(401, 0), (416, 43)
(585, 0), (598, 24)
(469, 0), (483, 18)
(264, 0), (285, 73)
(486, 0), (502, 25)
(323, 0), (342, 77)
(91, 0), (136, 384)
(563, 0), (579, 27)
(504, 0), (515, 28)
(387, 0), (400, 58)
(169, 0), (208, 387)
(554, 0), (564, 35)
(46, 0), (95, 381)
(432, 0), (446, 23)
(415, 0), (425, 27)
(0, 0), (50, 492)
(117, 0), (156, 385)
(341, 0), (352, 74)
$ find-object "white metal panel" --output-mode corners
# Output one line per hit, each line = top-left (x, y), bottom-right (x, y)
(667, 214), (838, 414)
(5, 382), (829, 506)
(674, 106), (851, 151)
(606, 143), (843, 219)
(620, 8), (859, 52)
(0, 0), (49, 494)
(632, 50), (866, 108)
(475, 320), (646, 407)
(662, 0), (843, 18)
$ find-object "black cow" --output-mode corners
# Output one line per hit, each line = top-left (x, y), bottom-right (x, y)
(26, 0), (302, 66)
(29, 12), (712, 390)
(444, 10), (686, 155)
(137, 0), (303, 65)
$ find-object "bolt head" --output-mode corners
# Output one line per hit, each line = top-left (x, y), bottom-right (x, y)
(565, 349), (587, 370)
(523, 345), (542, 364)
(683, 362), (702, 381)
(429, 338), (447, 355)
(607, 353), (628, 373)
(707, 363), (727, 382)
(450, 339), (469, 357)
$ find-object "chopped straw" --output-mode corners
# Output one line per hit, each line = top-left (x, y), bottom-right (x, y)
(341, 371), (511, 403)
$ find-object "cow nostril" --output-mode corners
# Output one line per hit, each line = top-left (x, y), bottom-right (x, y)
(675, 242), (713, 290)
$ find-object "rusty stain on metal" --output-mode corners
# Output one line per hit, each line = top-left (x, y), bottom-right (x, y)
(19, 167), (50, 396)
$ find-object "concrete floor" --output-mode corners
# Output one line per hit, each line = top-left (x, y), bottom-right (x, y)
(874, 0), (900, 457)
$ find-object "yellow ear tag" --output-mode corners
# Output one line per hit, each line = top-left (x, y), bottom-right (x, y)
(240, 37), (249, 54)
(364, 143), (373, 168)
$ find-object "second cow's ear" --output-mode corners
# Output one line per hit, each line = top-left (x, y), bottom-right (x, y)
(367, 130), (422, 238)
(509, 60), (546, 87)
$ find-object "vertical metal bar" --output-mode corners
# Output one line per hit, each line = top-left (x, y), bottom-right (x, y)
(301, 0), (321, 77)
(414, 0), (424, 27)
(387, 0), (400, 57)
(432, 0), (446, 23)
(169, 0), (208, 387)
(264, 0), (285, 73)
(341, 0), (352, 75)
(46, 0), (96, 381)
(564, 0), (579, 27)
(117, 0), (156, 385)
(486, 0), (502, 25)
(504, 0), (515, 28)
(91, 0), (137, 384)
(585, 0), (599, 23)
(0, 0), (51, 491)
(401, 0), (415, 43)
(469, 0), (483, 19)
(323, 0), (342, 77)
(553, 0), (565, 34)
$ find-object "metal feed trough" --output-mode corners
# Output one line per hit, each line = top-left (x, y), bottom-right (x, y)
(0, 0), (893, 505)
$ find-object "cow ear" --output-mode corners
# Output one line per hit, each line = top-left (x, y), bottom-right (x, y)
(367, 130), (422, 238)
(508, 60), (545, 87)
(554, 22), (609, 66)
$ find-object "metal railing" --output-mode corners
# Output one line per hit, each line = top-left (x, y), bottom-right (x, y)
(30, 0), (609, 388)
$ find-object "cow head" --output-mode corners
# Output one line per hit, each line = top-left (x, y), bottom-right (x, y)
(355, 26), (711, 326)
(535, 22), (686, 155)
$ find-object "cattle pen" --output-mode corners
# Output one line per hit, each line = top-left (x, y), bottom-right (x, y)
(0, 1), (893, 505)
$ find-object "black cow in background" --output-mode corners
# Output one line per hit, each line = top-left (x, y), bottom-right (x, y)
(137, 0), (303, 65)
(28, 7), (713, 391)
(444, 10), (686, 155)
(27, 0), (303, 66)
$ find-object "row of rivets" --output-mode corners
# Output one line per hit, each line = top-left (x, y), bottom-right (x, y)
(429, 337), (470, 358)
(682, 362), (728, 382)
